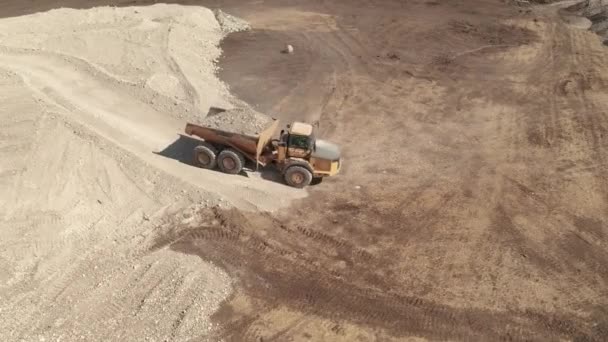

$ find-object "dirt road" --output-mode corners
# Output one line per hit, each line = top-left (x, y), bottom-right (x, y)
(0, 49), (301, 211)
(1, 0), (608, 341)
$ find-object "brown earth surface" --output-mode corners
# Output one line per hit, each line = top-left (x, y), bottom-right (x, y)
(2, 0), (608, 341)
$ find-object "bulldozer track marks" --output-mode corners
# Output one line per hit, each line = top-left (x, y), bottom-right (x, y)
(294, 225), (374, 261)
(187, 228), (241, 242)
(154, 203), (600, 341)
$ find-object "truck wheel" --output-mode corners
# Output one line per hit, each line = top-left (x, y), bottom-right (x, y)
(217, 149), (244, 174)
(194, 143), (217, 169)
(284, 166), (312, 188)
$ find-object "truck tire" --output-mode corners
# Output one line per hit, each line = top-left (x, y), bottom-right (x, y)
(284, 166), (312, 188)
(194, 143), (217, 169)
(217, 149), (245, 174)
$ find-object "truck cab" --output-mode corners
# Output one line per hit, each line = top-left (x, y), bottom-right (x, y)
(275, 122), (342, 187)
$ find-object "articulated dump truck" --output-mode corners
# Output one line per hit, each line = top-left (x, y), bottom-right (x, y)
(184, 119), (342, 188)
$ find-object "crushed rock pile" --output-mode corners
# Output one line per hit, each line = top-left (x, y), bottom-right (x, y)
(199, 107), (275, 136)
(214, 9), (251, 34)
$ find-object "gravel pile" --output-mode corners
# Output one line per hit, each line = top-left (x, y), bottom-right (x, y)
(573, 0), (608, 40)
(214, 9), (251, 34)
(0, 5), (250, 342)
(199, 107), (274, 136)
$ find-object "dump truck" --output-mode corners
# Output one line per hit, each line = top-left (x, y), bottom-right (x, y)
(184, 119), (341, 188)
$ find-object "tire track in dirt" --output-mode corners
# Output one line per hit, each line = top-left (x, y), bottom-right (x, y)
(150, 205), (600, 341)
(484, 11), (608, 317)
(548, 24), (608, 309)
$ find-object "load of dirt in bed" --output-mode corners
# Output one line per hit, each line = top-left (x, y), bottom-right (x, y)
(198, 106), (275, 136)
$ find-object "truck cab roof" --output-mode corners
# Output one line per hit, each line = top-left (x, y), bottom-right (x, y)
(288, 122), (313, 136)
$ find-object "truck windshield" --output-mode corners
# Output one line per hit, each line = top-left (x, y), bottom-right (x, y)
(288, 134), (310, 150)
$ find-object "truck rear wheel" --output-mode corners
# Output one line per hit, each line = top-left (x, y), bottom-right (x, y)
(194, 143), (217, 169)
(217, 149), (245, 174)
(284, 166), (312, 188)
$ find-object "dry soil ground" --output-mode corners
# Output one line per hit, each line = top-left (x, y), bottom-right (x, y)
(1, 0), (608, 341)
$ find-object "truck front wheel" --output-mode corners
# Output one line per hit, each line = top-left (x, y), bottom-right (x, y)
(217, 149), (245, 174)
(284, 166), (312, 188)
(194, 143), (217, 169)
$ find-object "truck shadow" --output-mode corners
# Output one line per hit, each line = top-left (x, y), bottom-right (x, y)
(154, 134), (288, 186)
(257, 165), (285, 184)
(154, 134), (200, 167)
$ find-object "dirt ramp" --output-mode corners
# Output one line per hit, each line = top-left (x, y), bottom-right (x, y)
(154, 207), (602, 341)
(0, 4), (305, 211)
(0, 68), (233, 341)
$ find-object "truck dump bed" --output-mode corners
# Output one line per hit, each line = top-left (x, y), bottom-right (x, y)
(184, 119), (280, 166)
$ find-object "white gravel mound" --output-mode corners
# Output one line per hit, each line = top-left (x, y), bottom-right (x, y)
(0, 4), (234, 119)
(0, 4), (304, 342)
(214, 9), (252, 34)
